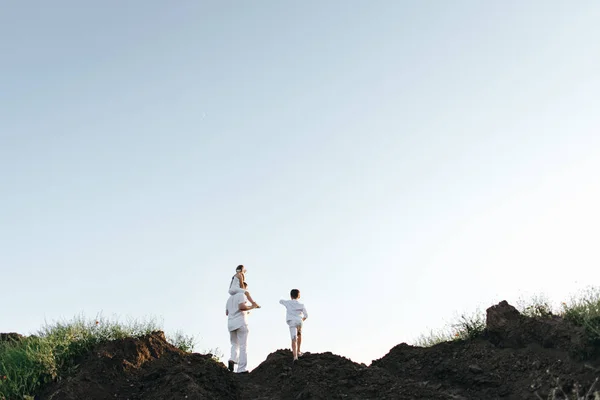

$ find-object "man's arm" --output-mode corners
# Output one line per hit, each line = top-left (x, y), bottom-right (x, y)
(302, 306), (308, 321)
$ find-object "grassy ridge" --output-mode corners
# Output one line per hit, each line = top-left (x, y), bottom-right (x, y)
(415, 287), (600, 348)
(2, 288), (600, 399)
(0, 315), (196, 400)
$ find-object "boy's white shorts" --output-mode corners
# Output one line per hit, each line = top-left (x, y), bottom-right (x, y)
(287, 319), (303, 340)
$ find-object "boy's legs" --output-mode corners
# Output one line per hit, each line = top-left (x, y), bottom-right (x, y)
(297, 325), (302, 355)
(291, 338), (297, 360)
(289, 323), (300, 360)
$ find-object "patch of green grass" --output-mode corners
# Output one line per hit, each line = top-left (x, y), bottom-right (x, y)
(561, 287), (600, 342)
(167, 330), (197, 353)
(202, 347), (224, 362)
(414, 329), (455, 347)
(0, 315), (196, 400)
(415, 310), (486, 347)
(452, 310), (486, 340)
(517, 293), (554, 318)
(0, 336), (56, 399)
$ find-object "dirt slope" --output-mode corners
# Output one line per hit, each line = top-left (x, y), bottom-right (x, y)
(37, 332), (239, 400)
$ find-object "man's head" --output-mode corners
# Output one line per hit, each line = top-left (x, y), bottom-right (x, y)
(236, 265), (246, 273)
(290, 289), (300, 299)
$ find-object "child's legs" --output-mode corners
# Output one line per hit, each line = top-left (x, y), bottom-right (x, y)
(228, 286), (245, 296)
(288, 322), (301, 359)
(297, 325), (302, 353)
(244, 290), (256, 304)
(228, 287), (256, 304)
(291, 338), (297, 359)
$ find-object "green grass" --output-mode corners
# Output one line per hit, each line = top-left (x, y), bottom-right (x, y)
(414, 328), (455, 347)
(414, 309), (486, 347)
(517, 293), (554, 318)
(167, 329), (197, 354)
(0, 315), (198, 400)
(516, 287), (600, 346)
(562, 287), (600, 344)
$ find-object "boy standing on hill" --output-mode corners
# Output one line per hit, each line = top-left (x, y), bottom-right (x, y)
(279, 289), (308, 361)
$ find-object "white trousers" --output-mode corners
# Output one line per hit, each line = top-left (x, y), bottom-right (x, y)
(229, 325), (249, 373)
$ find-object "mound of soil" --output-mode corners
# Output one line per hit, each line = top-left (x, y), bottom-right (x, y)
(371, 301), (600, 399)
(38, 331), (239, 400)
(242, 349), (450, 399)
(19, 301), (600, 399)
(485, 301), (593, 358)
(372, 339), (599, 399)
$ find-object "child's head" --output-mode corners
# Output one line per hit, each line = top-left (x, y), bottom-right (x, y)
(236, 265), (246, 273)
(290, 289), (300, 299)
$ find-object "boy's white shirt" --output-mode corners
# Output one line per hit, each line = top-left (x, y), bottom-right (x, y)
(279, 299), (308, 322)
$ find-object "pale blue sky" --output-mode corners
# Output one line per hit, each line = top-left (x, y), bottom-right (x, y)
(2, 1), (600, 370)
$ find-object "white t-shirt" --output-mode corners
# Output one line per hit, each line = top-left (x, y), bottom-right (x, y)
(279, 299), (308, 323)
(227, 293), (249, 331)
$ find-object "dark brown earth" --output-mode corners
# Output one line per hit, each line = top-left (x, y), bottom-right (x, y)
(28, 301), (600, 399)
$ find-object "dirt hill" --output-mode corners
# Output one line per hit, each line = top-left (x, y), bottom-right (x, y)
(25, 302), (600, 399)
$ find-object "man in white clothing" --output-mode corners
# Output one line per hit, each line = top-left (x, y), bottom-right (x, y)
(226, 282), (257, 373)
(279, 288), (308, 361)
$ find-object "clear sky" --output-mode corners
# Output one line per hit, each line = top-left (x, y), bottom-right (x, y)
(2, 1), (600, 370)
